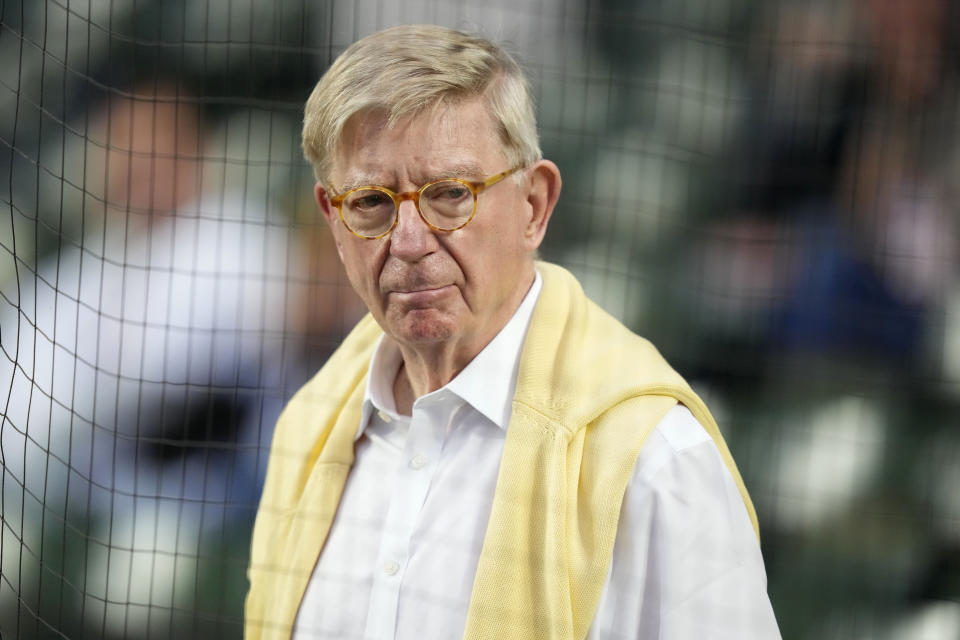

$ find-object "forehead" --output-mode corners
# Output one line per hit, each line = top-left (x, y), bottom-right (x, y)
(330, 99), (507, 187)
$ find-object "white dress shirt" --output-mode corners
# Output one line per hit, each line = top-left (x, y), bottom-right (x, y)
(293, 272), (781, 639)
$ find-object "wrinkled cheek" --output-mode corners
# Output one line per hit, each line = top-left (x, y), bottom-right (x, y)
(336, 254), (373, 306)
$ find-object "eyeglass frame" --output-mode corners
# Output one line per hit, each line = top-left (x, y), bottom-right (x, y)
(328, 166), (524, 240)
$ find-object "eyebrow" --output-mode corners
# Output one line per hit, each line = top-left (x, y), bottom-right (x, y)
(337, 162), (488, 193)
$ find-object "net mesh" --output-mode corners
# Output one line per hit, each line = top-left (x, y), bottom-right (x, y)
(2, 1), (959, 638)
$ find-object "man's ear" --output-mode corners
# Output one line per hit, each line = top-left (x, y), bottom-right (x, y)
(315, 182), (347, 263)
(314, 182), (338, 227)
(523, 159), (562, 251)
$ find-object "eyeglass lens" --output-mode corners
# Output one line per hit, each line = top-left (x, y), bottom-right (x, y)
(342, 180), (475, 237)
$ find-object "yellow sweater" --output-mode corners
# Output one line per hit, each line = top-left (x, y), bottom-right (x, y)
(245, 262), (757, 639)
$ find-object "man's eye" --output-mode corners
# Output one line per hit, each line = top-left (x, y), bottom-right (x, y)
(348, 191), (392, 210)
(427, 182), (471, 201)
(442, 187), (469, 199)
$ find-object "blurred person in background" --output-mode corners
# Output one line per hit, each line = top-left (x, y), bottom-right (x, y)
(0, 80), (358, 637)
(691, 0), (958, 363)
(842, 0), (958, 313)
(246, 24), (781, 640)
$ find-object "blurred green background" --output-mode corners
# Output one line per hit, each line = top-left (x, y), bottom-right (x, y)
(2, 0), (958, 638)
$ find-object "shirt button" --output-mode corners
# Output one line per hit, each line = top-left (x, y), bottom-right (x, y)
(383, 560), (400, 576)
(410, 454), (428, 470)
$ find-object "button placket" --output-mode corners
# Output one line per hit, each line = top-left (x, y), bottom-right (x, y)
(363, 397), (447, 640)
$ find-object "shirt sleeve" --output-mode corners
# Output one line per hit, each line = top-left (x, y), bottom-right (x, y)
(588, 405), (782, 640)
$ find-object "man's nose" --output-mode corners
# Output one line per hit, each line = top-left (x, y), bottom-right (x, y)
(389, 199), (436, 260)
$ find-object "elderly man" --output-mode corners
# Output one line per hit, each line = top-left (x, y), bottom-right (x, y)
(246, 24), (781, 640)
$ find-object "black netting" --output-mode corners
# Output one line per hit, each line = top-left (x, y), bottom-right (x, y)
(2, 1), (959, 638)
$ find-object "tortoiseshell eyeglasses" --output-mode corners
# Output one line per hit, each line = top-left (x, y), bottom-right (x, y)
(329, 166), (523, 239)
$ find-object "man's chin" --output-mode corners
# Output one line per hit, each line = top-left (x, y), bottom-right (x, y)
(387, 309), (459, 345)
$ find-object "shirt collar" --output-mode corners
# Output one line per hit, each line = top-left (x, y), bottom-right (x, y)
(358, 270), (542, 438)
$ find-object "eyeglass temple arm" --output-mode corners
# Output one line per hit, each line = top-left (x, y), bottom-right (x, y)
(474, 166), (522, 193)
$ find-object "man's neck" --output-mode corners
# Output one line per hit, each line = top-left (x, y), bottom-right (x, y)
(391, 332), (489, 416)
(391, 361), (416, 417)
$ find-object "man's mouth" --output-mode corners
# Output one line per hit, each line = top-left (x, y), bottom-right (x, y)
(392, 285), (449, 294)
(387, 284), (455, 304)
